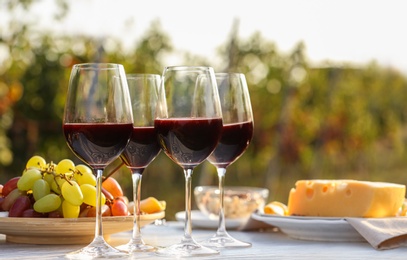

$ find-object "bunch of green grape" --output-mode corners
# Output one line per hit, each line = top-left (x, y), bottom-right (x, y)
(4, 155), (105, 218)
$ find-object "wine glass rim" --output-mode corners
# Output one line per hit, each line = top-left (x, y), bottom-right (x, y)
(215, 72), (245, 77)
(126, 73), (161, 79)
(72, 63), (124, 70)
(164, 65), (214, 71)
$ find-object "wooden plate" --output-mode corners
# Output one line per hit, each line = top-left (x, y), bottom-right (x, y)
(0, 211), (165, 244)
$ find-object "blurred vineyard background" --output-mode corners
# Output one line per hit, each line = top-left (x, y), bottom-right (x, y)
(1, 1), (407, 220)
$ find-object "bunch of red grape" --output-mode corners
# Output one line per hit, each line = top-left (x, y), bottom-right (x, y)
(0, 155), (129, 218)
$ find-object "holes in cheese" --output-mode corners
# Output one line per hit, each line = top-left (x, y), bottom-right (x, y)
(287, 180), (406, 218)
(306, 188), (314, 199)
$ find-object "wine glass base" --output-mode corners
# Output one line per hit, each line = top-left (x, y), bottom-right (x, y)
(201, 233), (252, 248)
(116, 240), (156, 253)
(65, 237), (128, 259)
(155, 241), (219, 257)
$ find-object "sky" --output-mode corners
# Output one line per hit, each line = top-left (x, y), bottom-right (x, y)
(23, 0), (407, 75)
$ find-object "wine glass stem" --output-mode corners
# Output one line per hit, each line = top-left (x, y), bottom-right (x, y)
(182, 168), (193, 243)
(95, 168), (104, 240)
(216, 167), (227, 234)
(131, 170), (144, 242)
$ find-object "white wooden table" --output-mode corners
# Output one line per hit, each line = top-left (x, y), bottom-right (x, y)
(1, 221), (407, 259)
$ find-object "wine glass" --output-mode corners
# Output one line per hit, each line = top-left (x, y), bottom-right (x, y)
(63, 63), (133, 258)
(154, 66), (223, 257)
(201, 72), (254, 248)
(116, 74), (161, 253)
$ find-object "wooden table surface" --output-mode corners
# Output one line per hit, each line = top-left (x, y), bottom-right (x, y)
(1, 221), (407, 259)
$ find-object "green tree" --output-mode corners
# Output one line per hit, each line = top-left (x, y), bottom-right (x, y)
(2, 0), (407, 219)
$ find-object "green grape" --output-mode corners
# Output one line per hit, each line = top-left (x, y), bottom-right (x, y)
(61, 180), (83, 206)
(80, 184), (106, 207)
(21, 168), (28, 175)
(17, 168), (42, 191)
(33, 193), (61, 213)
(32, 179), (51, 201)
(74, 164), (96, 186)
(26, 155), (46, 170)
(43, 173), (55, 186)
(51, 175), (67, 194)
(62, 200), (80, 218)
(56, 159), (76, 175)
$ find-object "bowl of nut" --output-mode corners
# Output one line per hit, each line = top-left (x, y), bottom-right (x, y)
(194, 186), (269, 220)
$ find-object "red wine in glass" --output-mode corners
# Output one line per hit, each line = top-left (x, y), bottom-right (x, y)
(63, 63), (133, 259)
(155, 66), (222, 257)
(63, 123), (133, 166)
(116, 73), (161, 253)
(155, 118), (223, 167)
(200, 72), (254, 248)
(121, 126), (161, 170)
(207, 121), (254, 168)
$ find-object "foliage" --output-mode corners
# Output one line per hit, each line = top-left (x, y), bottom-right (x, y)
(1, 0), (407, 219)
(212, 32), (407, 202)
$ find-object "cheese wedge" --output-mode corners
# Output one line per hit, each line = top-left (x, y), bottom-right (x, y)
(287, 180), (405, 218)
(264, 201), (288, 216)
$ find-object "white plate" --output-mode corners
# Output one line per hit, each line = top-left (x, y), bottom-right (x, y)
(176, 210), (246, 229)
(252, 211), (364, 242)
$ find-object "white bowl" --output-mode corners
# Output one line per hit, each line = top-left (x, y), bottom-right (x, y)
(194, 186), (269, 219)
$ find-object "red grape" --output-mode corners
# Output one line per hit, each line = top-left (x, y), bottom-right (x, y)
(2, 177), (20, 197)
(22, 209), (46, 218)
(2, 188), (23, 211)
(9, 196), (31, 217)
(48, 210), (63, 218)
